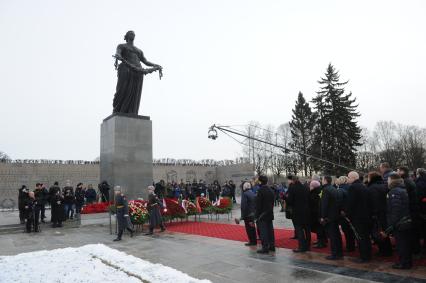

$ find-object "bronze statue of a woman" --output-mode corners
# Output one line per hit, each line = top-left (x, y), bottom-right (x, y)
(112, 31), (162, 115)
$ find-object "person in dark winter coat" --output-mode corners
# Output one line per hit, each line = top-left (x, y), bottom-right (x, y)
(18, 185), (29, 224)
(321, 176), (343, 260)
(229, 180), (237, 204)
(98, 181), (111, 202)
(85, 184), (97, 204)
(255, 175), (275, 254)
(51, 190), (65, 228)
(154, 180), (166, 199)
(382, 173), (412, 269)
(74, 183), (85, 214)
(415, 168), (426, 254)
(397, 166), (421, 255)
(24, 191), (39, 233)
(239, 182), (257, 246)
(221, 182), (232, 198)
(40, 184), (49, 221)
(212, 180), (221, 202)
(367, 172), (392, 257)
(286, 175), (311, 253)
(34, 183), (47, 223)
(309, 180), (327, 248)
(380, 162), (393, 189)
(346, 171), (373, 262)
(114, 189), (133, 242)
(336, 176), (355, 252)
(113, 187), (134, 241)
(63, 182), (75, 219)
(49, 182), (61, 222)
(146, 186), (165, 235)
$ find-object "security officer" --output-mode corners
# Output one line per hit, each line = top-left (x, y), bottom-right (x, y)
(113, 186), (134, 241)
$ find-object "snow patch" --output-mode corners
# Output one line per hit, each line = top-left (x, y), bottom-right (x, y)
(0, 244), (211, 283)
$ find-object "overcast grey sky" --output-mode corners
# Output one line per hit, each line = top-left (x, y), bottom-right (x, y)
(1, 0), (425, 161)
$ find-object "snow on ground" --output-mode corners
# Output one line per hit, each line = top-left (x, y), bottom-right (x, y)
(0, 244), (211, 283)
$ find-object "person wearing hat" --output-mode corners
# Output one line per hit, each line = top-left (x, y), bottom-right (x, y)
(113, 186), (134, 241)
(146, 186), (166, 235)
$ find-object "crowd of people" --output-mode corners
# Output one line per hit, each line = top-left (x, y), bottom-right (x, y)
(16, 165), (426, 270)
(17, 180), (109, 232)
(240, 163), (426, 270)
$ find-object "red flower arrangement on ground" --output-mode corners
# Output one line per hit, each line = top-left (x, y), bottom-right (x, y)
(81, 202), (111, 214)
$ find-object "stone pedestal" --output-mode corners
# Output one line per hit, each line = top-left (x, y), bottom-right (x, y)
(100, 113), (153, 200)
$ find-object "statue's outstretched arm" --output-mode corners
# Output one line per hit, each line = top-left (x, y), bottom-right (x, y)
(139, 51), (161, 68)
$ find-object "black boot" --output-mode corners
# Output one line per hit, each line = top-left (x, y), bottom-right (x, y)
(113, 237), (121, 241)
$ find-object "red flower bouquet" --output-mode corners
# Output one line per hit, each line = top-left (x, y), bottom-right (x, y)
(128, 200), (149, 224)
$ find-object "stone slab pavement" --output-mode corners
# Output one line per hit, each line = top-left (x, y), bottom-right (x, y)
(0, 222), (425, 283)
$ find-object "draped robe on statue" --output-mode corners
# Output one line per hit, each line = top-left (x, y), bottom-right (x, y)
(113, 44), (146, 115)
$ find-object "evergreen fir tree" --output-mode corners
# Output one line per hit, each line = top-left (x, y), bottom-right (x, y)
(289, 92), (316, 176)
(310, 63), (362, 175)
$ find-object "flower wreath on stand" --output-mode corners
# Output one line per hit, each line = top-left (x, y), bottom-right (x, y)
(128, 200), (149, 224)
(197, 197), (213, 214)
(182, 199), (198, 216)
(162, 198), (186, 221)
(213, 197), (233, 214)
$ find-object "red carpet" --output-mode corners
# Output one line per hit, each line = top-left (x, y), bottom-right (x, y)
(166, 221), (426, 266)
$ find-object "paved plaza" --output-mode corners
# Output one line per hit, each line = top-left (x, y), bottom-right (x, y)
(1, 205), (425, 282)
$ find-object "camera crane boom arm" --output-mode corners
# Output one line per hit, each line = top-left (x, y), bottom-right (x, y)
(208, 124), (359, 173)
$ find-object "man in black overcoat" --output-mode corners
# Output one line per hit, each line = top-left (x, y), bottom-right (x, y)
(18, 185), (29, 224)
(286, 175), (311, 252)
(255, 175), (275, 254)
(321, 176), (343, 260)
(346, 171), (373, 262)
